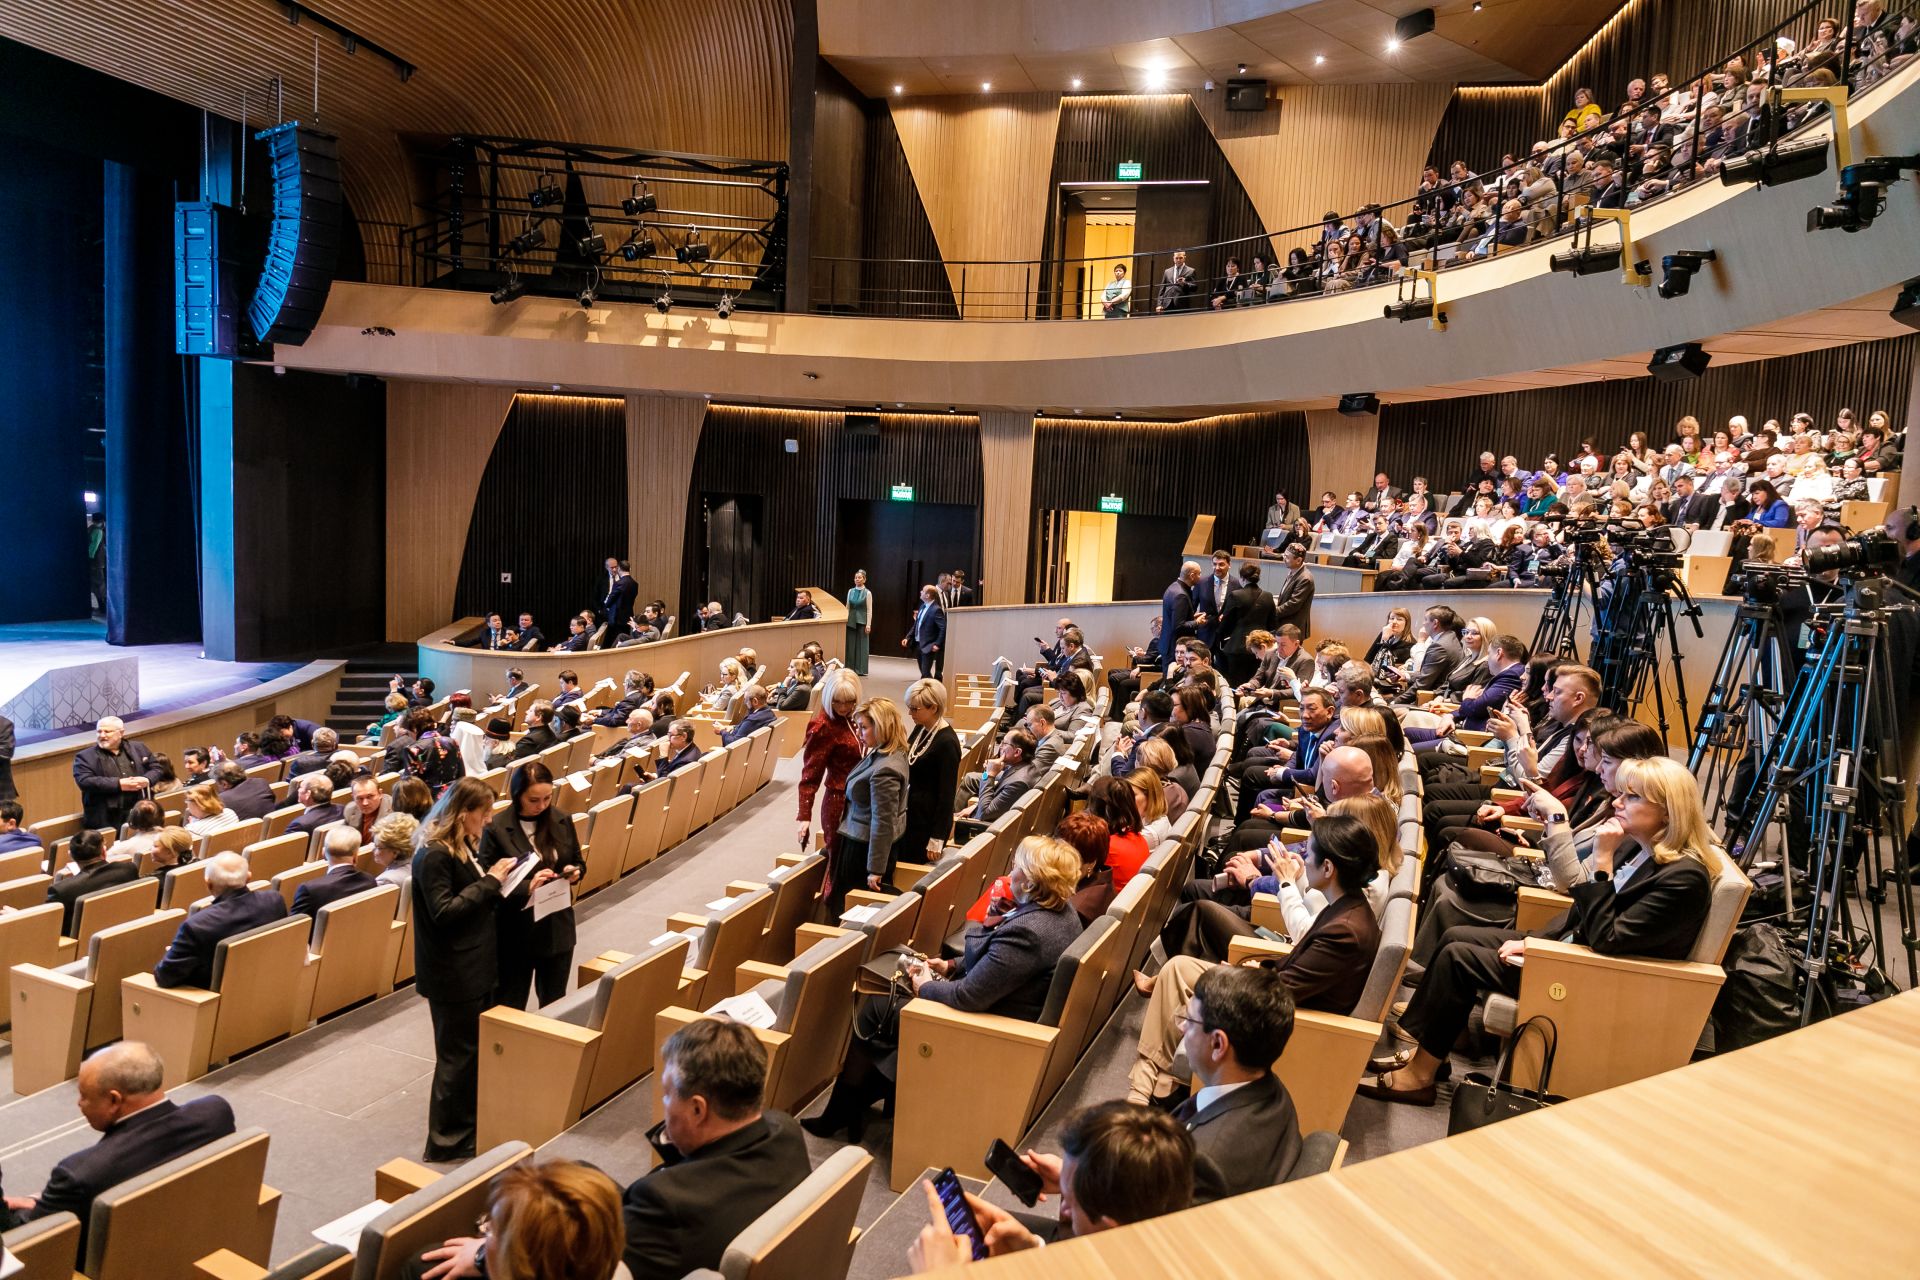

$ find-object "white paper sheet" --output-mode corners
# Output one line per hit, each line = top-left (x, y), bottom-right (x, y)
(841, 904), (881, 924)
(311, 1198), (392, 1251)
(705, 896), (739, 912)
(530, 876), (573, 921)
(704, 991), (778, 1028)
(649, 928), (701, 948)
(499, 853), (540, 897)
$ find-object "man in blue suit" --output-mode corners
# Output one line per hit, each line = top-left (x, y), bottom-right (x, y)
(152, 853), (290, 989)
(901, 585), (947, 679)
(1194, 551), (1234, 649)
(291, 827), (381, 924)
(1160, 562), (1203, 674)
(721, 685), (777, 746)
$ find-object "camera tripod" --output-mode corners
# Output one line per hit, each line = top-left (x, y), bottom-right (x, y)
(1530, 543), (1602, 660)
(1722, 575), (1920, 1023)
(1589, 554), (1704, 746)
(1686, 596), (1794, 827)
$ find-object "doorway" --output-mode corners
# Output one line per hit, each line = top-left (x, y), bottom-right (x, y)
(1059, 184), (1137, 319)
(698, 493), (764, 623)
(835, 499), (980, 643)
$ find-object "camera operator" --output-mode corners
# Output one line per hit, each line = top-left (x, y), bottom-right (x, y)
(1780, 524), (1847, 666)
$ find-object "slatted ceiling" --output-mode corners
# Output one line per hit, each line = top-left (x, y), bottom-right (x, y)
(626, 394), (707, 613)
(0, 0), (793, 280)
(384, 380), (517, 641)
(890, 93), (1061, 317)
(1191, 81), (1453, 243)
(1374, 332), (1920, 485)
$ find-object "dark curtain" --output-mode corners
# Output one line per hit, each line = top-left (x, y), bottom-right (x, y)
(1375, 335), (1919, 485)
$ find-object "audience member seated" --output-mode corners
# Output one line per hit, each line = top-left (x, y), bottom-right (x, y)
(1165, 965), (1302, 1201)
(721, 684), (776, 745)
(768, 658), (815, 711)
(594, 671), (656, 728)
(955, 729), (1039, 826)
(805, 836), (1085, 1141)
(49, 829), (142, 933)
(391, 776), (435, 820)
(337, 773), (393, 845)
(214, 761), (276, 821)
(284, 775), (344, 836)
(1363, 756), (1720, 1106)
(282, 727), (342, 782)
(488, 701), (560, 769)
(72, 717), (166, 830)
(0, 798), (45, 855)
(655, 720), (703, 776)
(152, 852), (291, 988)
(1085, 777), (1150, 890)
(402, 1158), (626, 1280)
(0, 1042), (236, 1264)
(291, 826), (381, 920)
(598, 710), (658, 762)
(1105, 616), (1163, 718)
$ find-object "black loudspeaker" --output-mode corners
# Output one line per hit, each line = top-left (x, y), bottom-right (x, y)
(249, 121), (342, 346)
(1893, 278), (1920, 331)
(1647, 341), (1711, 382)
(844, 413), (881, 436)
(1338, 392), (1380, 416)
(1395, 8), (1435, 42)
(174, 201), (247, 358)
(1226, 79), (1269, 111)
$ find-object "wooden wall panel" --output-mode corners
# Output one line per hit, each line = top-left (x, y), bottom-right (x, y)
(0, 0), (795, 279)
(979, 411), (1037, 605)
(890, 93), (1061, 317)
(627, 394), (708, 612)
(1304, 408), (1380, 508)
(384, 380), (514, 641)
(1193, 83), (1454, 244)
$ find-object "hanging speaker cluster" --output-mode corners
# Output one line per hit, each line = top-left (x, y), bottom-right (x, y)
(247, 121), (343, 346)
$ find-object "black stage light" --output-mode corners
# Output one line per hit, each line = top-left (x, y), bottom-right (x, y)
(715, 292), (736, 320)
(490, 272), (526, 306)
(1893, 278), (1920, 331)
(528, 178), (564, 208)
(1720, 138), (1830, 187)
(676, 238), (711, 265)
(1807, 158), (1909, 233)
(1382, 298), (1435, 322)
(507, 223), (544, 255)
(1648, 341), (1710, 382)
(622, 179), (657, 216)
(576, 280), (598, 309)
(654, 286), (674, 314)
(1549, 244), (1622, 276)
(576, 231), (607, 259)
(1657, 249), (1717, 300)
(1338, 392), (1379, 416)
(619, 229), (656, 262)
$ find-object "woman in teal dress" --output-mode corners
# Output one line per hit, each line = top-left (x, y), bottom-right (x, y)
(846, 569), (872, 676)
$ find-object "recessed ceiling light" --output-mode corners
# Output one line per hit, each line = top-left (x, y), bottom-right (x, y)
(1237, 63), (1247, 74)
(1099, 195), (1111, 201)
(893, 84), (903, 94)
(1314, 54), (1326, 65)
(1472, 1), (1482, 9)
(981, 81), (992, 91)
(1144, 65), (1167, 88)
(1387, 38), (1401, 53)
(1071, 77), (1082, 89)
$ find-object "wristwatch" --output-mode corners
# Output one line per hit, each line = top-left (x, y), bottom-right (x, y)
(1543, 812), (1568, 826)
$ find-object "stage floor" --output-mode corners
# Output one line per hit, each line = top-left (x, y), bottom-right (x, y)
(0, 620), (299, 745)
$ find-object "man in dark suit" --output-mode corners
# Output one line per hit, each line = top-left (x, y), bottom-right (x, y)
(380, 712), (430, 775)
(1406, 605), (1466, 700)
(959, 732), (1039, 824)
(291, 827), (380, 922)
(280, 727), (341, 786)
(721, 686), (776, 746)
(1274, 625), (1315, 686)
(655, 720), (705, 778)
(1154, 249), (1196, 313)
(212, 761), (275, 821)
(603, 559), (639, 636)
(48, 830), (142, 934)
(1666, 474), (1716, 528)
(1194, 552), (1235, 650)
(337, 774), (392, 845)
(284, 776), (345, 836)
(512, 612), (547, 651)
(2, 1042), (235, 1264)
(1217, 564), (1279, 686)
(71, 717), (166, 830)
(550, 670), (585, 709)
(556, 617), (593, 651)
(1270, 545), (1316, 640)
(0, 712), (15, 803)
(903, 584), (946, 680)
(1174, 965), (1302, 1201)
(152, 853), (291, 989)
(466, 612), (511, 651)
(622, 1019), (811, 1280)
(1159, 562), (1203, 674)
(0, 800), (41, 855)
(1362, 472), (1404, 513)
(488, 701), (560, 769)
(699, 601), (732, 632)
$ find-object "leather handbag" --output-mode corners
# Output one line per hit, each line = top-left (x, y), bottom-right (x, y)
(1443, 843), (1539, 904)
(1447, 1015), (1566, 1135)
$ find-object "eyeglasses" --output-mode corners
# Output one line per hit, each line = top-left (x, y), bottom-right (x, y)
(1172, 1011), (1214, 1035)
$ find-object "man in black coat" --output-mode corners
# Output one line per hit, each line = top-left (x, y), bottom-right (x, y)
(213, 761), (276, 821)
(291, 827), (381, 922)
(71, 717), (166, 829)
(285, 775), (346, 836)
(1174, 965), (1303, 1202)
(1270, 545), (1317, 640)
(1159, 562), (1203, 674)
(48, 830), (142, 934)
(280, 726), (342, 785)
(623, 1020), (811, 1280)
(0, 712), (15, 803)
(512, 612), (547, 651)
(152, 854), (291, 989)
(603, 559), (639, 635)
(1217, 563), (1280, 686)
(2, 1042), (236, 1264)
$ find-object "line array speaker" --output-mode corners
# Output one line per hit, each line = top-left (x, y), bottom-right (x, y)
(174, 201), (246, 358)
(248, 121), (343, 346)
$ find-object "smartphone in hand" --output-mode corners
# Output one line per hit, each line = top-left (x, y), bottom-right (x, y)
(985, 1139), (1044, 1206)
(932, 1168), (988, 1259)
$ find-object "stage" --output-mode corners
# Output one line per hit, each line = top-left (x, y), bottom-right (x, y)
(0, 620), (298, 746)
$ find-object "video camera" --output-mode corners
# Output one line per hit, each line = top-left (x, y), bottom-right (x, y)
(1738, 560), (1806, 606)
(1804, 528), (1901, 577)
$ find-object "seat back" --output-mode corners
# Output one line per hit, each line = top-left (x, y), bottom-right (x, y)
(74, 876), (161, 945)
(1031, 916), (1119, 1119)
(263, 804), (305, 839)
(84, 909), (188, 1046)
(352, 1144), (530, 1280)
(307, 885), (403, 1021)
(716, 737), (754, 815)
(1093, 873), (1156, 1035)
(2, 1211), (80, 1280)
(29, 812), (85, 848)
(274, 861), (329, 909)
(716, 1146), (872, 1280)
(564, 732), (594, 775)
(688, 748), (730, 832)
(906, 856), (968, 956)
(1690, 855), (1754, 965)
(659, 766), (703, 849)
(694, 888), (775, 989)
(1353, 894), (1415, 1024)
(764, 929), (867, 1111)
(85, 1127), (273, 1280)
(743, 726), (774, 795)
(949, 831), (998, 916)
(582, 936), (695, 1110)
(0, 846), (45, 882)
(623, 777), (673, 872)
(199, 818), (266, 861)
(161, 861), (213, 911)
(760, 853), (828, 963)
(0, 901), (66, 1013)
(850, 889), (920, 962)
(244, 831), (312, 882)
(259, 1244), (354, 1278)
(578, 795), (634, 893)
(207, 916), (312, 1063)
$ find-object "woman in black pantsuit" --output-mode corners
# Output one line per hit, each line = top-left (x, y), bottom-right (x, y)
(412, 776), (516, 1162)
(479, 761), (586, 1010)
(891, 678), (962, 871)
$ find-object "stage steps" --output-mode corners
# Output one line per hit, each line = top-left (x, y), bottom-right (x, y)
(324, 648), (420, 734)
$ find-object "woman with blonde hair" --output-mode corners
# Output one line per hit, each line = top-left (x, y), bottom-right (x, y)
(1124, 768), (1173, 848)
(1446, 616), (1498, 694)
(1133, 737), (1190, 820)
(1363, 753), (1717, 1108)
(1347, 734), (1404, 806)
(182, 783), (239, 837)
(796, 669), (862, 853)
(893, 678), (961, 865)
(828, 696), (910, 914)
(413, 1158), (626, 1280)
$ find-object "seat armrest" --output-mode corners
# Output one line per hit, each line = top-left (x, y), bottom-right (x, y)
(1248, 893), (1286, 932)
(774, 851), (809, 868)
(735, 960), (789, 995)
(577, 950), (633, 986)
(1490, 788), (1523, 802)
(666, 912), (710, 933)
(374, 1157), (440, 1201)
(1503, 816), (1545, 834)
(843, 889), (893, 909)
(1515, 885), (1575, 933)
(193, 1248), (268, 1280)
(1454, 730), (1493, 746)
(796, 922), (853, 952)
(1226, 936), (1292, 965)
(890, 862), (933, 892)
(726, 880), (769, 896)
(1279, 827), (1311, 845)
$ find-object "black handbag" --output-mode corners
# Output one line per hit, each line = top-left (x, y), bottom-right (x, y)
(1444, 843), (1540, 904)
(1447, 1015), (1567, 1135)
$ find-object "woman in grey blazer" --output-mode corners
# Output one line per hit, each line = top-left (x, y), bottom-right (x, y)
(826, 697), (910, 916)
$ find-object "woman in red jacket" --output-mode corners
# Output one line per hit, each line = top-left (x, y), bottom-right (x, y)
(796, 670), (862, 859)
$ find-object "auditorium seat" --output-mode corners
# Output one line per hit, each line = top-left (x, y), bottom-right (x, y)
(82, 1126), (280, 1279)
(687, 748), (730, 833)
(622, 777), (673, 872)
(0, 846), (45, 882)
(298, 884), (404, 1023)
(735, 851), (827, 964)
(199, 819), (266, 862)
(713, 1146), (871, 1280)
(658, 764), (703, 849)
(262, 804), (304, 840)
(575, 796), (632, 895)
(161, 861), (214, 911)
(273, 861), (327, 909)
(0, 871), (54, 911)
(352, 1144), (530, 1280)
(1090, 873), (1157, 1034)
(242, 832), (312, 882)
(662, 885), (775, 1007)
(66, 875), (161, 947)
(901, 856), (969, 957)
(191, 1243), (355, 1279)
(10, 908), (184, 1094)
(476, 935), (693, 1150)
(122, 915), (312, 1087)
(1287, 1131), (1348, 1181)
(1, 1211), (79, 1280)
(823, 889), (921, 963)
(0, 901), (65, 1029)
(891, 914), (1121, 1190)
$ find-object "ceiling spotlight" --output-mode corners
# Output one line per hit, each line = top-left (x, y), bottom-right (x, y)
(1549, 243), (1623, 276)
(1472, 1), (1482, 9)
(1891, 277), (1920, 330)
(618, 228), (656, 261)
(1720, 137), (1830, 187)
(506, 222), (544, 255)
(1314, 54), (1325, 65)
(1237, 63), (1247, 74)
(715, 292), (736, 320)
(1386, 39), (1401, 53)
(675, 229), (710, 265)
(982, 81), (992, 92)
(1383, 298), (1436, 322)
(1071, 77), (1082, 89)
(489, 270), (526, 306)
(893, 84), (903, 94)
(1657, 249), (1717, 299)
(621, 178), (657, 216)
(654, 285), (674, 314)
(575, 231), (607, 259)
(528, 176), (563, 208)
(1144, 65), (1168, 88)
(575, 274), (598, 309)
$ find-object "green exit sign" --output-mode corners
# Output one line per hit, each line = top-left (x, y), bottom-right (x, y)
(890, 484), (915, 502)
(1116, 161), (1143, 181)
(1099, 494), (1125, 514)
